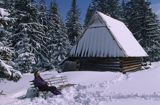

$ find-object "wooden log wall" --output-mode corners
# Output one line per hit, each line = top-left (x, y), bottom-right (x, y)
(79, 58), (121, 71)
(79, 57), (142, 72)
(121, 58), (142, 72)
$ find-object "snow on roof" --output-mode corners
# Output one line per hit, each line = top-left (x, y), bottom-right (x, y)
(70, 11), (148, 57)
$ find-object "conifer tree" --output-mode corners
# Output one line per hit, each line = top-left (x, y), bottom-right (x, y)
(2, 0), (14, 9)
(47, 0), (70, 68)
(84, 4), (95, 28)
(37, 0), (50, 69)
(37, 0), (47, 25)
(119, 0), (128, 23)
(84, 0), (121, 27)
(0, 1), (21, 81)
(11, 0), (49, 72)
(66, 0), (82, 45)
(125, 0), (160, 61)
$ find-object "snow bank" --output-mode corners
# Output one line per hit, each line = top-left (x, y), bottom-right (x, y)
(0, 60), (22, 82)
(1, 62), (160, 105)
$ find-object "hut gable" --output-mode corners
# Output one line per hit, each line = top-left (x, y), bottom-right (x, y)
(70, 11), (148, 58)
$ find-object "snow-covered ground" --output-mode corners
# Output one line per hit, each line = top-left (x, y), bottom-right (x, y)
(1, 62), (160, 105)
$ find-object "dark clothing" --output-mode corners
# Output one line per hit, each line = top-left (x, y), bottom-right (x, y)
(34, 76), (48, 88)
(48, 86), (62, 95)
(34, 76), (61, 95)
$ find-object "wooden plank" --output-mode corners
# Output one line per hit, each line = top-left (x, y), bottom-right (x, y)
(45, 76), (67, 81)
(123, 66), (141, 72)
(94, 66), (121, 71)
(80, 62), (121, 65)
(121, 57), (141, 60)
(122, 64), (141, 69)
(122, 67), (141, 72)
(49, 80), (68, 85)
(45, 78), (67, 82)
(122, 60), (141, 64)
(96, 64), (120, 67)
(81, 64), (121, 68)
(81, 63), (121, 67)
(122, 62), (141, 66)
(80, 63), (121, 71)
(80, 58), (120, 63)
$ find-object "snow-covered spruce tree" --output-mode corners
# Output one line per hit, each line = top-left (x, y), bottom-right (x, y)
(0, 2), (21, 81)
(2, 0), (14, 9)
(125, 0), (160, 61)
(47, 0), (70, 68)
(11, 0), (49, 72)
(36, 0), (51, 69)
(84, 0), (121, 27)
(37, 0), (48, 26)
(66, 0), (82, 46)
(84, 4), (95, 28)
(119, 0), (128, 23)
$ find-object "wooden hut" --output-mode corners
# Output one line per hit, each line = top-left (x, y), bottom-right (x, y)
(68, 11), (148, 72)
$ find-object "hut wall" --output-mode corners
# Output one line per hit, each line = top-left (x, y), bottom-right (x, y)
(121, 57), (142, 72)
(78, 57), (142, 72)
(79, 58), (121, 71)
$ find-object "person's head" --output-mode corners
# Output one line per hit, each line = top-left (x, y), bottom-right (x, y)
(34, 70), (40, 77)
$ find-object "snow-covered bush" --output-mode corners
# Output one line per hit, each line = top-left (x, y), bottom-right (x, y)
(0, 46), (14, 60)
(0, 60), (21, 82)
(26, 87), (38, 98)
(26, 87), (53, 98)
(0, 49), (21, 82)
(15, 52), (35, 73)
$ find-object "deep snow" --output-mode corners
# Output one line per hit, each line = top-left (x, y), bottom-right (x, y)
(1, 62), (160, 105)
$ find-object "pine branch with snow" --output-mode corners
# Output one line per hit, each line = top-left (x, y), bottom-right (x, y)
(10, 0), (51, 72)
(66, 0), (82, 46)
(47, 0), (71, 67)
(0, 3), (21, 81)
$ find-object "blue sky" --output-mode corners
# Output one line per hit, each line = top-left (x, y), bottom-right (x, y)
(47, 0), (160, 23)
(151, 0), (160, 4)
(56, 0), (91, 22)
(46, 0), (91, 23)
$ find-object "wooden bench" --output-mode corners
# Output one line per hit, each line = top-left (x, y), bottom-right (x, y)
(44, 76), (75, 90)
(30, 76), (75, 97)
